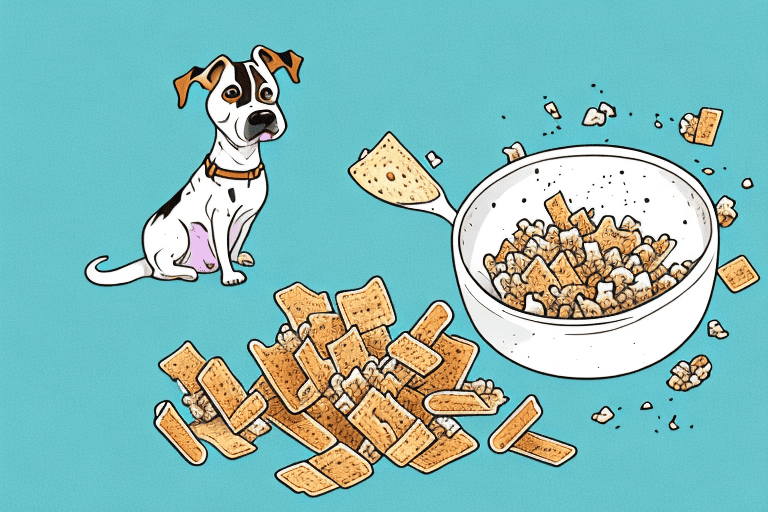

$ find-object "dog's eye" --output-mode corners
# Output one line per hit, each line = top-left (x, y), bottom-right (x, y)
(259, 86), (274, 103)
(222, 86), (241, 103)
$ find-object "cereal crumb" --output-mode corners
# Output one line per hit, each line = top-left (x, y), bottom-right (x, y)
(598, 102), (616, 118)
(654, 120), (663, 129)
(426, 151), (443, 169)
(591, 406), (614, 424)
(716, 196), (737, 227)
(502, 142), (526, 163)
(742, 178), (753, 189)
(359, 148), (369, 160)
(669, 416), (679, 430)
(667, 355), (712, 391)
(641, 401), (653, 410)
(544, 101), (561, 119)
(702, 167), (714, 175)
(707, 319), (729, 339)
(582, 107), (606, 127)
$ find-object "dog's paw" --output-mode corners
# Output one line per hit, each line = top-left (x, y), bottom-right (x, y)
(236, 252), (255, 267)
(222, 271), (247, 286)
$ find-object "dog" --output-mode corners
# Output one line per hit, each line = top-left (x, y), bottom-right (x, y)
(85, 46), (302, 286)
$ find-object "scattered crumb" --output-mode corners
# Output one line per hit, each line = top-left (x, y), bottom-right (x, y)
(425, 151), (443, 169)
(598, 102), (616, 117)
(669, 416), (679, 430)
(707, 319), (729, 339)
(654, 120), (663, 129)
(668, 355), (711, 391)
(359, 148), (369, 160)
(716, 196), (737, 227)
(742, 178), (753, 189)
(544, 101), (561, 119)
(582, 107), (606, 126)
(592, 406), (614, 424)
(702, 167), (714, 175)
(641, 401), (653, 410)
(502, 142), (526, 163)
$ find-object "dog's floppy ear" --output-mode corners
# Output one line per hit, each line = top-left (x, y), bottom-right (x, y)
(252, 46), (303, 84)
(173, 55), (232, 109)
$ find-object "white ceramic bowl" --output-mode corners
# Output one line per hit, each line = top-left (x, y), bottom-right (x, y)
(452, 145), (718, 378)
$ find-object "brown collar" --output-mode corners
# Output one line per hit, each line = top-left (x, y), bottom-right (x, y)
(204, 155), (264, 180)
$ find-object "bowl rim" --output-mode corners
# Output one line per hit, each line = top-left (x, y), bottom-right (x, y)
(451, 144), (719, 326)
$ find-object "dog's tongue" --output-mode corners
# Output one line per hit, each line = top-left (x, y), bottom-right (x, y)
(259, 132), (273, 141)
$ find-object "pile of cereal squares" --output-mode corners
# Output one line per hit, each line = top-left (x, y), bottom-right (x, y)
(154, 277), (512, 496)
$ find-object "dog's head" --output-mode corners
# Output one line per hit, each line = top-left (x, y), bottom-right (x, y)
(174, 46), (302, 147)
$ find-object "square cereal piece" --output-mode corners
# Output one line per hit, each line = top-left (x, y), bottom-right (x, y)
(336, 277), (396, 332)
(411, 334), (478, 394)
(306, 398), (366, 450)
(276, 462), (339, 497)
(410, 429), (478, 474)
(327, 327), (372, 377)
(189, 416), (257, 460)
(361, 326), (391, 360)
(275, 282), (333, 330)
(308, 443), (373, 488)
(295, 338), (336, 392)
(248, 339), (320, 413)
(718, 255), (760, 292)
(306, 312), (347, 360)
(385, 419), (436, 467)
(397, 386), (434, 425)
(158, 341), (206, 394)
(348, 388), (416, 453)
(262, 396), (337, 453)
(387, 332), (443, 376)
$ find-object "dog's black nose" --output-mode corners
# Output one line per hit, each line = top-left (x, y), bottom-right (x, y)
(248, 110), (276, 128)
(245, 110), (278, 141)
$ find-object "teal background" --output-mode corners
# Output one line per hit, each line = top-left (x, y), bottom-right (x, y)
(1, 1), (766, 510)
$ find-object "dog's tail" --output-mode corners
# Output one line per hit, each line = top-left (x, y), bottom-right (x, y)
(85, 256), (152, 286)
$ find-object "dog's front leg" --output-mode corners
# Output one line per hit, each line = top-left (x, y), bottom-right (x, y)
(211, 210), (246, 286)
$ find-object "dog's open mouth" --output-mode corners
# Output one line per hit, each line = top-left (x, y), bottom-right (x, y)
(245, 111), (279, 142)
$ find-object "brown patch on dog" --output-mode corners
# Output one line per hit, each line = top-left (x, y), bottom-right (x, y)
(174, 55), (232, 109)
(257, 46), (303, 83)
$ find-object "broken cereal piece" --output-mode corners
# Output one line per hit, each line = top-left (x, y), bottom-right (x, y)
(385, 419), (436, 466)
(275, 283), (333, 330)
(336, 276), (396, 332)
(249, 339), (320, 413)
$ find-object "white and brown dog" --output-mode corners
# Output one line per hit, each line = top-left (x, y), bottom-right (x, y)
(86, 46), (302, 286)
